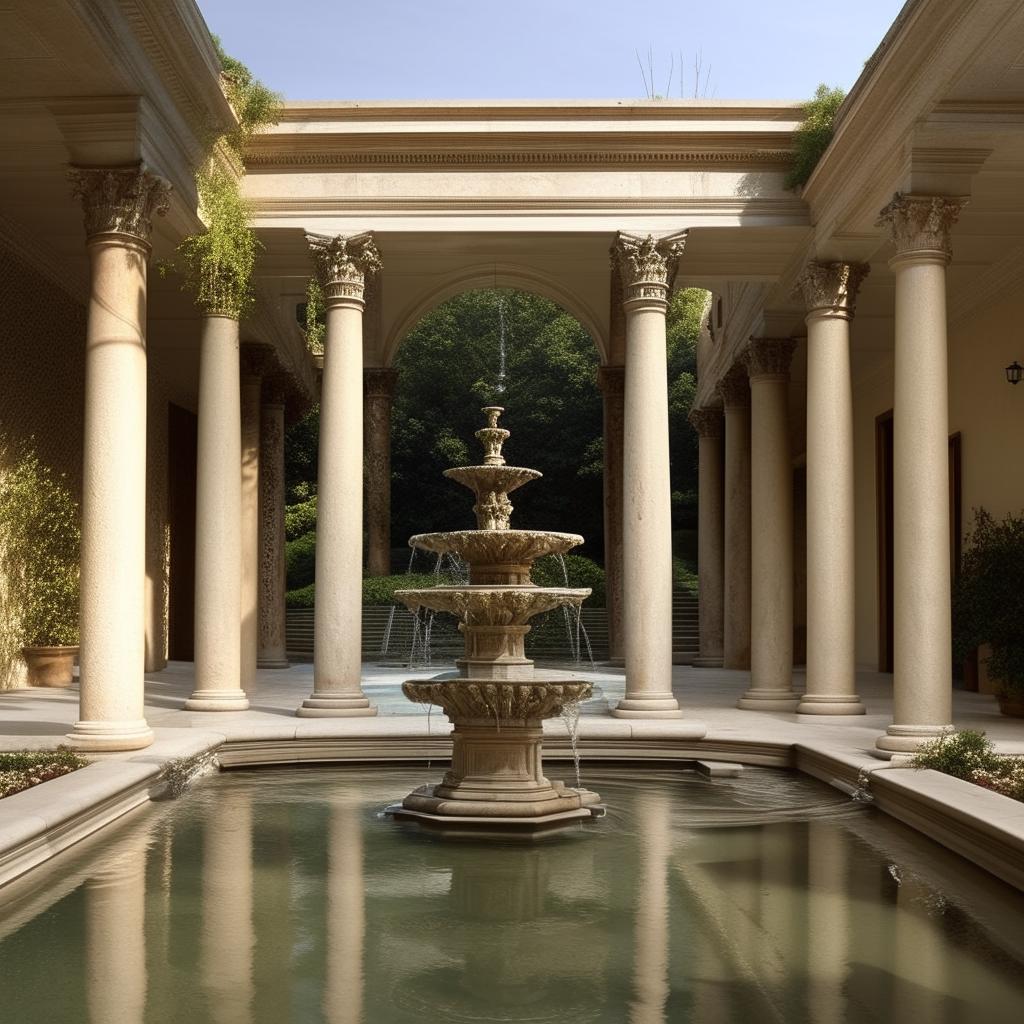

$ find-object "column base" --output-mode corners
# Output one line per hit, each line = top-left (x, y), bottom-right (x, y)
(612, 694), (684, 719)
(797, 694), (865, 716)
(737, 688), (801, 712)
(875, 723), (954, 759)
(692, 656), (724, 668)
(257, 659), (290, 670)
(66, 719), (154, 752)
(184, 690), (250, 711)
(296, 694), (377, 718)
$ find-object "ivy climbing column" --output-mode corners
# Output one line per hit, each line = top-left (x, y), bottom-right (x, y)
(299, 232), (380, 717)
(66, 165), (169, 751)
(258, 374), (290, 669)
(364, 367), (397, 578)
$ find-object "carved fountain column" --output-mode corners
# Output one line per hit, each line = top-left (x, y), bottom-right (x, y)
(299, 233), (380, 717)
(66, 165), (169, 751)
(364, 367), (398, 577)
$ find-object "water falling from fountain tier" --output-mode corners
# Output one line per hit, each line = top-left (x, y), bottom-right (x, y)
(389, 406), (603, 832)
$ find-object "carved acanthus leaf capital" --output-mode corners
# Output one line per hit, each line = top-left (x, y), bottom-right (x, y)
(744, 337), (797, 380)
(610, 232), (686, 305)
(688, 406), (724, 439)
(364, 367), (398, 401)
(240, 342), (277, 380)
(262, 372), (290, 406)
(306, 231), (381, 305)
(716, 364), (750, 407)
(876, 193), (967, 260)
(68, 165), (171, 246)
(795, 261), (870, 317)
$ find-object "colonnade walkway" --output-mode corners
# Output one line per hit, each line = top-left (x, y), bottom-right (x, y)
(2, 664), (1021, 759)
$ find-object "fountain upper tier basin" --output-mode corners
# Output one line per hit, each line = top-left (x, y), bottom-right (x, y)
(443, 465), (541, 495)
(393, 584), (590, 624)
(409, 529), (584, 567)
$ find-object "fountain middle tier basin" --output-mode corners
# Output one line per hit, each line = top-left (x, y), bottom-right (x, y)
(409, 530), (584, 583)
(443, 464), (541, 495)
(393, 584), (590, 624)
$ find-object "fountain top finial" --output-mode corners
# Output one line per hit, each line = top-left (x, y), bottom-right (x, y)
(476, 406), (509, 467)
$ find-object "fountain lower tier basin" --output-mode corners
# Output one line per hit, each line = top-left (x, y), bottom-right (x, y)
(408, 530), (584, 583)
(395, 678), (603, 829)
(393, 584), (590, 624)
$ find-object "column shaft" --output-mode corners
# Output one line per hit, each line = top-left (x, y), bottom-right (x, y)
(875, 194), (964, 756)
(300, 232), (380, 716)
(598, 365), (625, 663)
(739, 338), (799, 710)
(67, 166), (168, 751)
(689, 408), (724, 667)
(364, 368), (397, 578)
(187, 315), (248, 710)
(718, 368), (751, 670)
(258, 388), (289, 668)
(797, 262), (868, 715)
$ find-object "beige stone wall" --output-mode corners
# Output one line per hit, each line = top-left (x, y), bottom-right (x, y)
(852, 286), (1024, 669)
(0, 240), (86, 687)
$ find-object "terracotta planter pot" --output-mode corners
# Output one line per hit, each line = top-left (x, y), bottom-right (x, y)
(22, 645), (78, 688)
(997, 695), (1024, 718)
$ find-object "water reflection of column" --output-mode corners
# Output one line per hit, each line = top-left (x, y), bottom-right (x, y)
(630, 790), (670, 1024)
(807, 821), (849, 1024)
(85, 835), (148, 1024)
(202, 789), (254, 1023)
(324, 800), (365, 1024)
(891, 873), (949, 1018)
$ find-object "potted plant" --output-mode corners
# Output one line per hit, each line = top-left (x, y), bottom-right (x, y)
(953, 508), (1024, 716)
(0, 442), (80, 687)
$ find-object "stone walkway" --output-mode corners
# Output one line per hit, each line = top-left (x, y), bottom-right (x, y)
(1, 661), (1021, 758)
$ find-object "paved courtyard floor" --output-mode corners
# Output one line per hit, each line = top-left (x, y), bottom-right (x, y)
(1, 661), (1022, 759)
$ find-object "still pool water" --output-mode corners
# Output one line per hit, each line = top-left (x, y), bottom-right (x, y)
(1, 766), (1023, 1023)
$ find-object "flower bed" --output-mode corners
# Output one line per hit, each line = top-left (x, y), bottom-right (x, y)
(0, 747), (86, 799)
(912, 730), (1024, 802)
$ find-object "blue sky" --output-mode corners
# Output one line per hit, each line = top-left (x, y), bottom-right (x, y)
(199, 0), (907, 101)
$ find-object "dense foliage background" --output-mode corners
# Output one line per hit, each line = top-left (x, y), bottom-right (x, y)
(284, 286), (707, 602)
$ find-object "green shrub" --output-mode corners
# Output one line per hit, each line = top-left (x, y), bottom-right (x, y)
(953, 508), (1024, 699)
(285, 497), (317, 541)
(363, 573), (451, 606)
(286, 530), (316, 589)
(673, 556), (699, 595)
(286, 584), (315, 608)
(912, 730), (1024, 803)
(0, 746), (86, 799)
(786, 84), (846, 189)
(532, 554), (605, 606)
(0, 440), (81, 648)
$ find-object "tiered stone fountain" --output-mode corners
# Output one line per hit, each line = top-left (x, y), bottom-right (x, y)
(391, 407), (603, 831)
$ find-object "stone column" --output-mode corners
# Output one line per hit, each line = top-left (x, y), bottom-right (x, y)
(875, 193), (965, 757)
(689, 407), (724, 667)
(240, 344), (273, 692)
(597, 365), (625, 663)
(738, 337), (799, 711)
(258, 375), (289, 669)
(186, 310), (248, 711)
(717, 366), (751, 671)
(796, 262), (869, 715)
(610, 234), (684, 720)
(66, 166), (169, 751)
(364, 367), (398, 578)
(299, 233), (380, 717)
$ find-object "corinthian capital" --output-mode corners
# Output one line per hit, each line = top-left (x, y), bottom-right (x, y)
(688, 406), (723, 439)
(876, 193), (967, 260)
(795, 260), (869, 318)
(716, 364), (750, 408)
(744, 337), (796, 381)
(364, 367), (398, 400)
(610, 232), (686, 305)
(68, 165), (171, 246)
(306, 231), (381, 306)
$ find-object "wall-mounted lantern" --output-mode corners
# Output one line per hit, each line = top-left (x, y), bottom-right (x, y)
(1007, 360), (1023, 385)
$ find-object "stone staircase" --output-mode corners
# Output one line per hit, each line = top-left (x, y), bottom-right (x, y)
(286, 593), (699, 665)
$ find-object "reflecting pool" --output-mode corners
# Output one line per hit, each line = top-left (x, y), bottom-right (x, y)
(1, 766), (1023, 1023)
